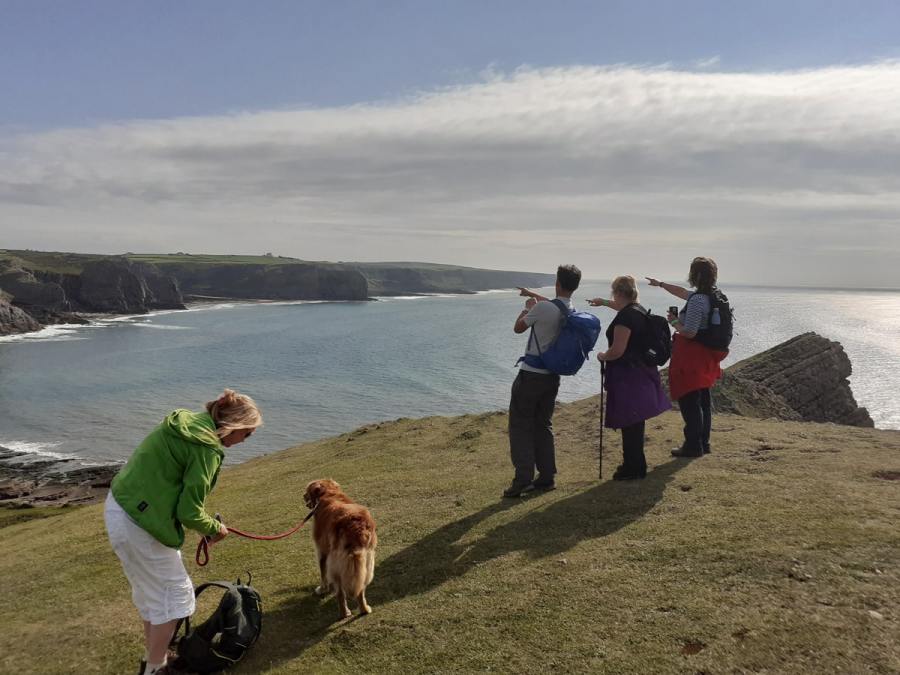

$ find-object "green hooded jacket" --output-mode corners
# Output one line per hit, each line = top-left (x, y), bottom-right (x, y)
(111, 409), (224, 548)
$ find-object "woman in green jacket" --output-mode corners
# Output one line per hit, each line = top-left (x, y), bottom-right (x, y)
(104, 388), (262, 675)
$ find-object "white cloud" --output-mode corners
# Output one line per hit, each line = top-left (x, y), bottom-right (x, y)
(2, 62), (900, 286)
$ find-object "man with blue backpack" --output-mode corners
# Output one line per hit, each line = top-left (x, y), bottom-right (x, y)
(504, 264), (600, 498)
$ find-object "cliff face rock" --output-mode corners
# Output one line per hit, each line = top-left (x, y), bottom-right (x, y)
(0, 296), (42, 335)
(0, 257), (187, 334)
(76, 259), (187, 313)
(714, 332), (874, 427)
(0, 263), (69, 311)
(135, 263), (184, 309)
(167, 263), (369, 301)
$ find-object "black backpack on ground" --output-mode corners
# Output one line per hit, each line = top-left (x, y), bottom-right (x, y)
(694, 288), (733, 351)
(172, 573), (262, 674)
(632, 305), (672, 367)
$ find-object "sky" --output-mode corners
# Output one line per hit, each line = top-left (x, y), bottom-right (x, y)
(2, 1), (900, 287)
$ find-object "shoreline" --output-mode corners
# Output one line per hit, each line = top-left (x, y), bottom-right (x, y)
(0, 288), (521, 343)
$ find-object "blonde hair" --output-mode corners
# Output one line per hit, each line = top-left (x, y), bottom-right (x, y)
(205, 388), (263, 439)
(611, 275), (639, 303)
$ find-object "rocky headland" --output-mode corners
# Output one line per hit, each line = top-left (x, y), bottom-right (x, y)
(712, 332), (874, 427)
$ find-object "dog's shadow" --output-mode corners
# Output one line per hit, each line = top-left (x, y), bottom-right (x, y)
(238, 460), (684, 671)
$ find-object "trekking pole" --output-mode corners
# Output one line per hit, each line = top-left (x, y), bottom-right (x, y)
(599, 363), (605, 479)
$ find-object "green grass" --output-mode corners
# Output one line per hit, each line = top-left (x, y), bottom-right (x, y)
(2, 399), (898, 674)
(0, 250), (95, 275)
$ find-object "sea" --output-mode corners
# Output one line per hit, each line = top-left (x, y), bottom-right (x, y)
(2, 283), (899, 467)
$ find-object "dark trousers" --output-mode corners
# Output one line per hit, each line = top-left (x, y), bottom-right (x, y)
(508, 370), (560, 487)
(678, 388), (712, 453)
(621, 420), (647, 475)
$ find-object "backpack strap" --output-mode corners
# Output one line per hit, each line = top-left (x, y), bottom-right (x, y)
(173, 581), (240, 641)
(549, 298), (570, 315)
(516, 299), (569, 368)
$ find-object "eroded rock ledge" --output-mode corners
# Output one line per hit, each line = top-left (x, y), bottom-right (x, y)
(714, 332), (873, 427)
(0, 446), (119, 509)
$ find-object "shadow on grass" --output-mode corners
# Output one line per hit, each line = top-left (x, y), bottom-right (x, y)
(246, 460), (685, 670)
(374, 459), (685, 603)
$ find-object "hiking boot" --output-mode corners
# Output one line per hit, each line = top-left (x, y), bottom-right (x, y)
(612, 466), (646, 481)
(502, 483), (535, 498)
(671, 447), (703, 458)
(531, 475), (556, 491)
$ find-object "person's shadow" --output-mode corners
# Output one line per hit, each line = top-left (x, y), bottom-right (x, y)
(242, 459), (685, 671)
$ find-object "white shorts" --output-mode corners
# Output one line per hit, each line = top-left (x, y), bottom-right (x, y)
(104, 492), (195, 625)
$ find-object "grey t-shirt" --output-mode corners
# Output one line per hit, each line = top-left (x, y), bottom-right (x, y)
(520, 297), (572, 374)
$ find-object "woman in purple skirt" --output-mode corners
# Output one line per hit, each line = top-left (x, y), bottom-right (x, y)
(589, 276), (671, 479)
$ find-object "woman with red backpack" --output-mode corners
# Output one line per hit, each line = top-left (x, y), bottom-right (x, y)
(647, 257), (731, 458)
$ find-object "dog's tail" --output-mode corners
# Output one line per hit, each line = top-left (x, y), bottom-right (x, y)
(335, 546), (375, 597)
(335, 513), (377, 595)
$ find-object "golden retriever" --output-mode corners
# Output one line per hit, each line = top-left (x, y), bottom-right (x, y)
(303, 479), (377, 619)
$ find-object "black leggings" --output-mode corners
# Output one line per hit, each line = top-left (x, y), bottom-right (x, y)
(678, 388), (712, 453)
(621, 420), (647, 475)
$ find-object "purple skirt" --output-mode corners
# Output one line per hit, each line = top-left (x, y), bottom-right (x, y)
(603, 361), (672, 429)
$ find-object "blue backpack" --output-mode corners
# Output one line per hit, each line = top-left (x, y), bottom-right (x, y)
(518, 299), (602, 375)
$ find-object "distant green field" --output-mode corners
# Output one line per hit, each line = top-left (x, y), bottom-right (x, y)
(0, 249), (324, 271)
(126, 253), (309, 266)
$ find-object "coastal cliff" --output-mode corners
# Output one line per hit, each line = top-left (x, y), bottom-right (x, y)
(0, 250), (557, 335)
(158, 260), (369, 301)
(0, 256), (187, 327)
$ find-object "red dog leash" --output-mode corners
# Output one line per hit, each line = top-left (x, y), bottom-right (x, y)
(195, 506), (317, 567)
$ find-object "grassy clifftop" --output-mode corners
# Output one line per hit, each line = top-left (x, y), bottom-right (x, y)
(3, 399), (898, 674)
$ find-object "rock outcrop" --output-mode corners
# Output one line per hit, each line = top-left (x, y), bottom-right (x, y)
(0, 262), (69, 312)
(0, 296), (42, 335)
(713, 332), (874, 427)
(0, 446), (118, 507)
